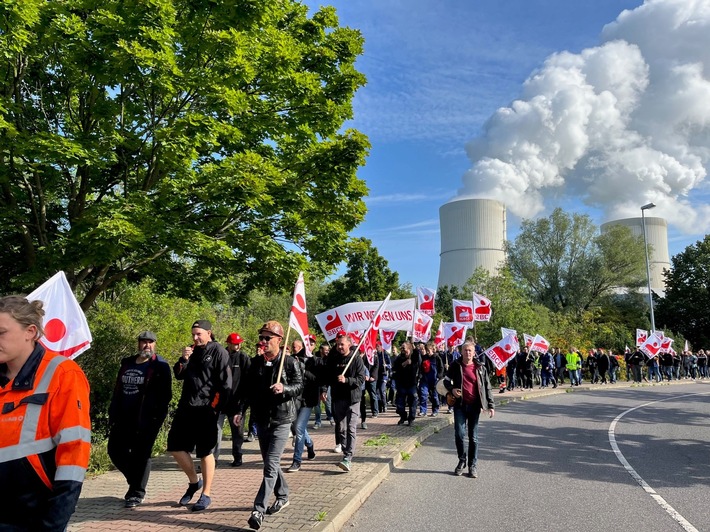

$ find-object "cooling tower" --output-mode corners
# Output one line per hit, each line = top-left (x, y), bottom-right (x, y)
(600, 216), (670, 295)
(438, 198), (506, 288)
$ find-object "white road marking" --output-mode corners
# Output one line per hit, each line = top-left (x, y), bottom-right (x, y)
(608, 392), (710, 532)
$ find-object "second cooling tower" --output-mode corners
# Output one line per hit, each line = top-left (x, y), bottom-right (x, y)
(600, 216), (670, 295)
(438, 198), (506, 288)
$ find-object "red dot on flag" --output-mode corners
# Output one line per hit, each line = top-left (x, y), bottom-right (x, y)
(44, 318), (67, 342)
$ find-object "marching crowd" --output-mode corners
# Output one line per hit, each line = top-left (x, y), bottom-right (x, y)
(5, 292), (701, 531)
(103, 321), (495, 530)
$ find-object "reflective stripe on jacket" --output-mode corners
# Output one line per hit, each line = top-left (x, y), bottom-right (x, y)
(0, 343), (91, 531)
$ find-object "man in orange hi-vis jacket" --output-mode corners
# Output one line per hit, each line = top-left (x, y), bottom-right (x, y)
(0, 295), (92, 531)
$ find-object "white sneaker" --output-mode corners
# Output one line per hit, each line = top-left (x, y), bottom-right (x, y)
(334, 444), (342, 453)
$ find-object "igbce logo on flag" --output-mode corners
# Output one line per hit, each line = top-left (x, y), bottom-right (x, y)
(417, 287), (436, 316)
(452, 299), (474, 324)
(323, 311), (345, 339)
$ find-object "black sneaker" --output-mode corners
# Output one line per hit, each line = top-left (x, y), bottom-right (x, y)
(307, 446), (316, 460)
(231, 457), (243, 467)
(397, 418), (406, 425)
(287, 462), (301, 472)
(267, 498), (289, 515)
(248, 510), (264, 530)
(454, 460), (466, 476)
(469, 465), (478, 478)
(178, 479), (202, 506)
(125, 496), (144, 508)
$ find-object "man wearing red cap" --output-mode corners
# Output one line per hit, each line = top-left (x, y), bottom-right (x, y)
(217, 333), (251, 466)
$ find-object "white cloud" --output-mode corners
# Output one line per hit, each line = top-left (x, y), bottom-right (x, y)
(366, 192), (452, 205)
(458, 0), (710, 236)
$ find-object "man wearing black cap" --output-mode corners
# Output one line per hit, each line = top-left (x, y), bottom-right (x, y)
(108, 331), (172, 508)
(167, 320), (232, 512)
(231, 320), (303, 531)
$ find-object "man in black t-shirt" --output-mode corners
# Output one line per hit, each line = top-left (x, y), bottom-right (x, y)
(167, 320), (232, 512)
(108, 331), (172, 508)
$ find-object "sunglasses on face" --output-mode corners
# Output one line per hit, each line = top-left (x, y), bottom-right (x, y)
(259, 336), (274, 342)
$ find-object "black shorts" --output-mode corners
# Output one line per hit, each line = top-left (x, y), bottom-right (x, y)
(167, 406), (219, 458)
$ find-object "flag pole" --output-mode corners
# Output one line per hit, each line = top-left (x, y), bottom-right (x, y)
(341, 323), (372, 375)
(341, 292), (391, 375)
(276, 325), (293, 385)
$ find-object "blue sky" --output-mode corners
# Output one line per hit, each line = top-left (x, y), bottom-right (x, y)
(304, 0), (710, 290)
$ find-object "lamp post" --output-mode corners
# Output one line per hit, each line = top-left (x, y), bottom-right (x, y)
(641, 202), (656, 332)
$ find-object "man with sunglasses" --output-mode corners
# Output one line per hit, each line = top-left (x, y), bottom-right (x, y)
(232, 321), (303, 531)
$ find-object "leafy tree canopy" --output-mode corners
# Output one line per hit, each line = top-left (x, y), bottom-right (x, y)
(506, 208), (646, 314)
(0, 0), (369, 308)
(656, 235), (710, 349)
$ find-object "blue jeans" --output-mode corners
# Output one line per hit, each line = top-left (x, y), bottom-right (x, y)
(396, 385), (417, 422)
(454, 402), (482, 466)
(292, 406), (313, 464)
(418, 378), (439, 414)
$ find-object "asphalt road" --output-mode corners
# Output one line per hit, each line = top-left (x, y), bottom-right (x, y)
(347, 383), (710, 532)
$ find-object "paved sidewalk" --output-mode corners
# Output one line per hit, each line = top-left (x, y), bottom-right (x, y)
(69, 378), (695, 531)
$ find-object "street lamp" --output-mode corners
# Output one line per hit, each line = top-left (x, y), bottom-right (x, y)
(641, 202), (656, 332)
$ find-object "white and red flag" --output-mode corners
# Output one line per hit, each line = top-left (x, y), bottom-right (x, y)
(417, 287), (436, 316)
(349, 330), (363, 346)
(411, 309), (433, 343)
(452, 299), (474, 326)
(27, 271), (92, 359)
(289, 272), (311, 355)
(434, 321), (445, 351)
(443, 322), (467, 348)
(360, 293), (392, 365)
(530, 334), (550, 353)
(523, 333), (534, 349)
(379, 329), (396, 352)
(485, 333), (520, 370)
(636, 328), (648, 347)
(660, 336), (674, 353)
(501, 327), (517, 340)
(473, 293), (492, 322)
(640, 331), (664, 358)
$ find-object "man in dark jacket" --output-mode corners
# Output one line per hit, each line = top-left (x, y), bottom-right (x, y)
(360, 345), (379, 429)
(322, 332), (366, 473)
(444, 341), (495, 479)
(167, 320), (232, 512)
(108, 330), (172, 508)
(286, 339), (321, 472)
(235, 321), (303, 531)
(215, 332), (251, 466)
(392, 341), (420, 426)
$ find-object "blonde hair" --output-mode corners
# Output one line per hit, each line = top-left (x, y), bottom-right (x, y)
(0, 296), (45, 340)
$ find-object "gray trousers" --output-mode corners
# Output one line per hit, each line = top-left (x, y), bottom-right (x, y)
(253, 422), (290, 513)
(333, 400), (359, 460)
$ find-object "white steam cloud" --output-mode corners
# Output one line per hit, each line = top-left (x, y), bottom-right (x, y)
(459, 0), (710, 233)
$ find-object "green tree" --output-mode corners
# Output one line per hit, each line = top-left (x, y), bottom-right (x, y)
(506, 208), (646, 314)
(656, 236), (710, 349)
(320, 237), (411, 309)
(0, 0), (368, 308)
